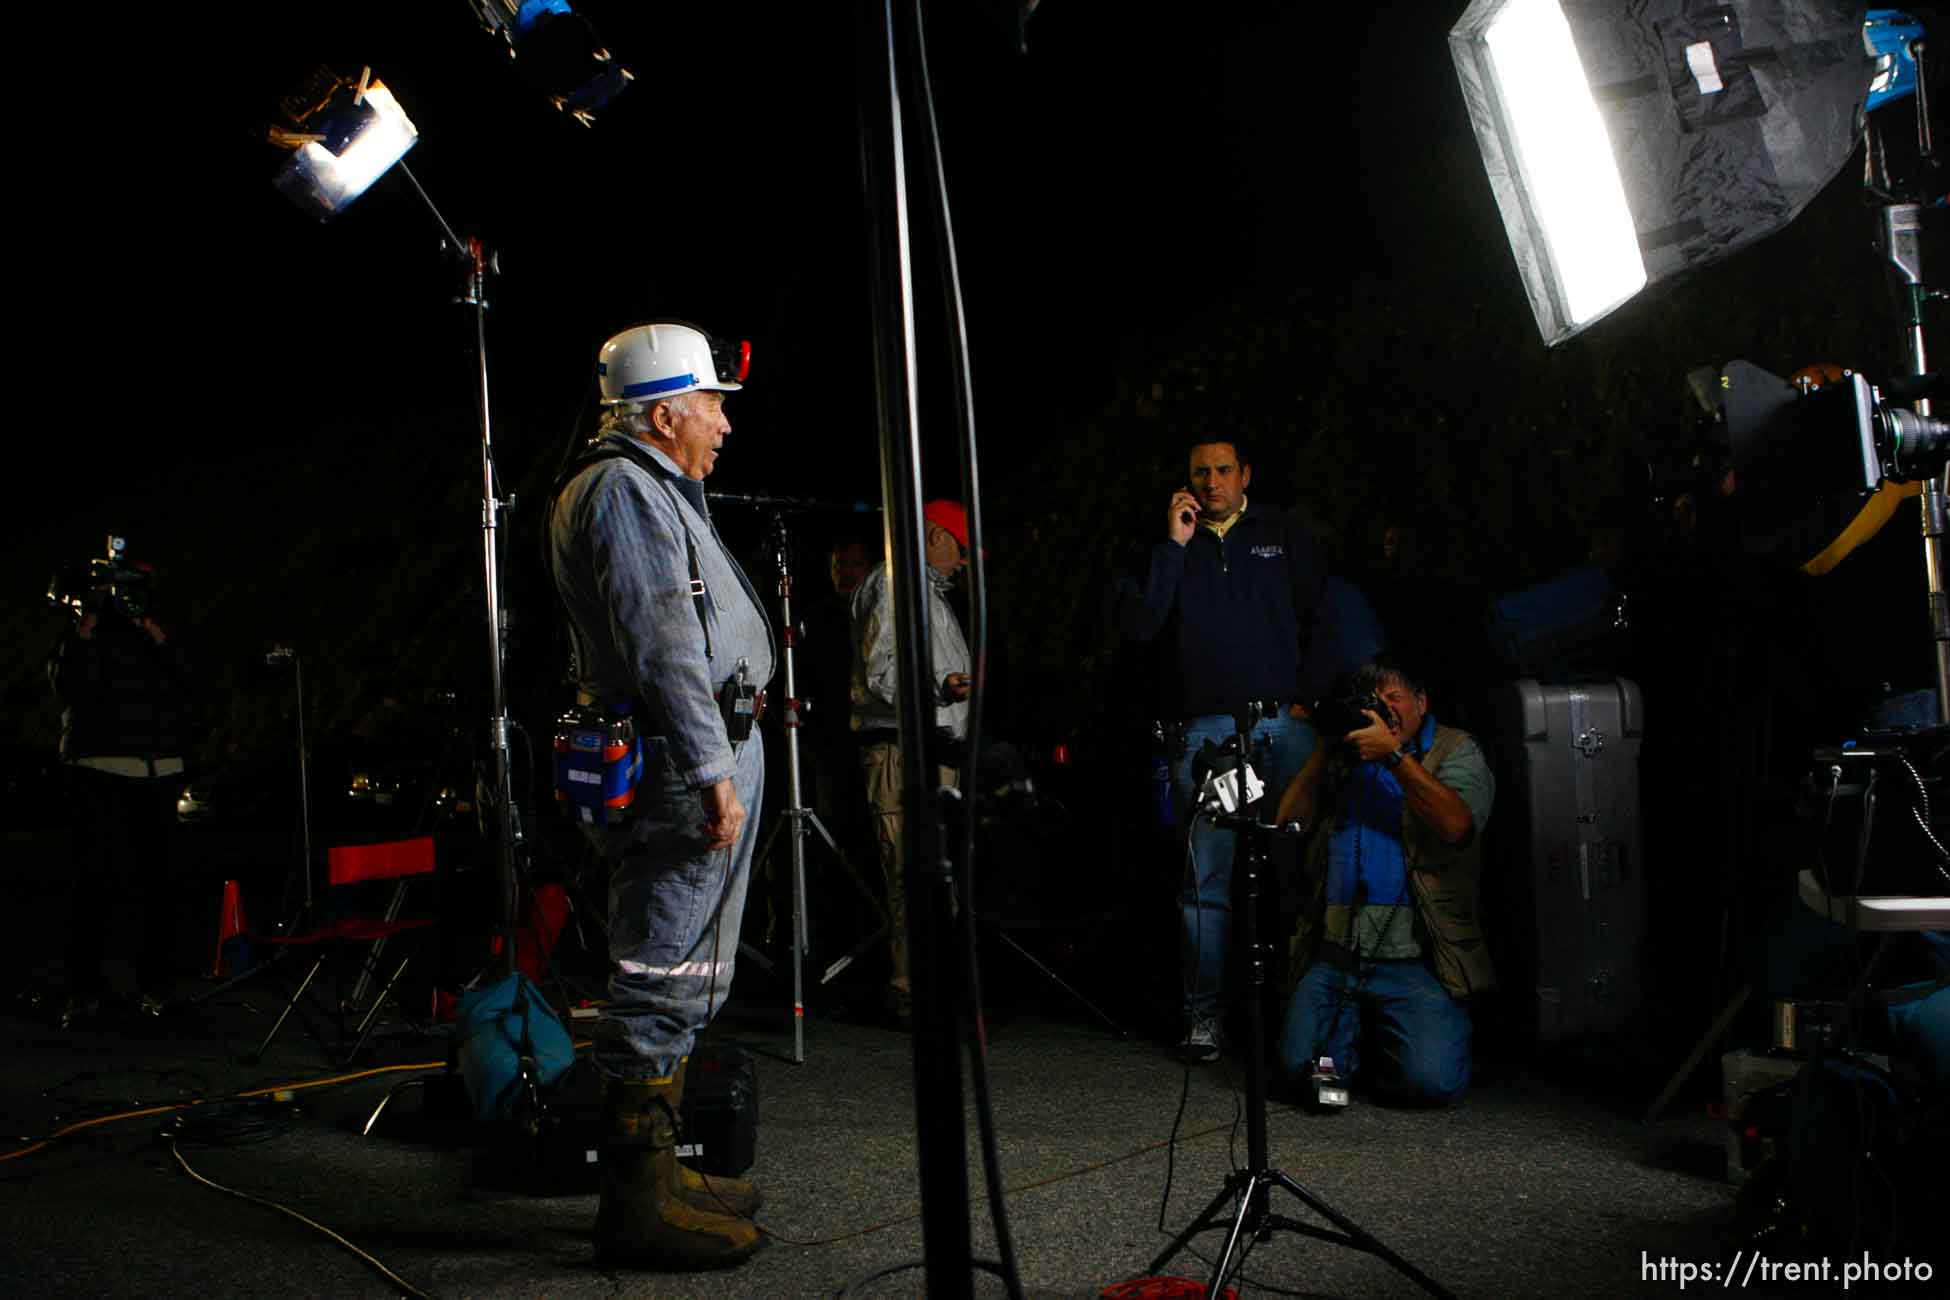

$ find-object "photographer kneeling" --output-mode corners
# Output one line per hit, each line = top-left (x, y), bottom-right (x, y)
(1274, 654), (1494, 1107)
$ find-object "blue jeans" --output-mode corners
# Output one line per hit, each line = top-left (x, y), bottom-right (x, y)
(1884, 932), (1950, 1095)
(587, 733), (765, 1080)
(1277, 951), (1472, 1106)
(1176, 710), (1313, 1020)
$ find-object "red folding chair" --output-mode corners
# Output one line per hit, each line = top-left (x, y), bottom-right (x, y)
(250, 835), (439, 1064)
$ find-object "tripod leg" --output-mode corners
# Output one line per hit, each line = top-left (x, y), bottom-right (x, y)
(805, 810), (890, 925)
(791, 809), (893, 986)
(750, 812), (788, 945)
(1205, 1170), (1266, 1300)
(1146, 1170), (1251, 1277)
(343, 954), (415, 1065)
(820, 920), (889, 985)
(189, 944), (290, 1007)
(983, 923), (1128, 1037)
(252, 951), (328, 1062)
(1642, 984), (1749, 1126)
(1262, 1169), (1458, 1300)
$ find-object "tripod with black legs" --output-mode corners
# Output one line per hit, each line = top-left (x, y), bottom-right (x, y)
(1149, 705), (1455, 1300)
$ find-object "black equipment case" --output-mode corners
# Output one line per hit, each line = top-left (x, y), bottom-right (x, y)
(678, 1043), (759, 1177)
(498, 1041), (759, 1192)
(1490, 678), (1649, 1043)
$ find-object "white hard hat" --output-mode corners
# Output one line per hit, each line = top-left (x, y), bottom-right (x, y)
(596, 320), (748, 405)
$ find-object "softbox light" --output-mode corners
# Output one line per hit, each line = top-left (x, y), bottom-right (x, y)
(271, 72), (420, 223)
(1450, 0), (1876, 346)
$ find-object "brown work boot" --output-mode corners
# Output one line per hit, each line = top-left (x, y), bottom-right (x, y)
(667, 1060), (763, 1218)
(595, 1065), (762, 1270)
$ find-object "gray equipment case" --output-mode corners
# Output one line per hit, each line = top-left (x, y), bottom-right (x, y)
(1491, 678), (1648, 1043)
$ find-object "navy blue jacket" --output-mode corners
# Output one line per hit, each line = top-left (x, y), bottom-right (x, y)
(1116, 503), (1328, 718)
(47, 616), (196, 763)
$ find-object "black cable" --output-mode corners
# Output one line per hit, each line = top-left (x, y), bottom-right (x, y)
(1155, 1026), (1197, 1235)
(833, 1256), (1012, 1298)
(160, 1097), (301, 1146)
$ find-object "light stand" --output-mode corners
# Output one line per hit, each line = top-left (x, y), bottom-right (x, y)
(277, 644), (316, 920)
(188, 644), (316, 1010)
(391, 160), (521, 983)
(1149, 707), (1455, 1300)
(1877, 200), (1946, 721)
(857, 0), (972, 1290)
(269, 73), (521, 983)
(716, 499), (891, 1063)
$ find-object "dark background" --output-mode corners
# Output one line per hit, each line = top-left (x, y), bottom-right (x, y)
(4, 3), (1947, 1038)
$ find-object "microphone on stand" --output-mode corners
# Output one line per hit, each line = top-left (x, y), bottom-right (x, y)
(706, 491), (881, 514)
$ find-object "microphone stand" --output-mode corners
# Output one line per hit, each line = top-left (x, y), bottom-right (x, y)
(1148, 705), (1454, 1300)
(707, 490), (880, 515)
(721, 504), (891, 1063)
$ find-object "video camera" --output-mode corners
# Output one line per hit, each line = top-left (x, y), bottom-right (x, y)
(1719, 362), (1950, 555)
(47, 535), (154, 621)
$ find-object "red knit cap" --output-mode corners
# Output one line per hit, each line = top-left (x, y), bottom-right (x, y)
(922, 500), (969, 549)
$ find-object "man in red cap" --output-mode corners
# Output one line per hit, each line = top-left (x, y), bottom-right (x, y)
(849, 500), (972, 1024)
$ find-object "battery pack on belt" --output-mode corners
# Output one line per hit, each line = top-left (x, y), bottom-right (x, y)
(553, 707), (644, 824)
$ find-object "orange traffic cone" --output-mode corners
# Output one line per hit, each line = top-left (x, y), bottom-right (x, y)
(209, 879), (248, 978)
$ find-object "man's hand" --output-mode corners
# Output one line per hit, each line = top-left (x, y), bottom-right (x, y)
(941, 672), (973, 703)
(699, 779), (746, 850)
(1166, 488), (1200, 546)
(1345, 709), (1401, 763)
(137, 617), (166, 646)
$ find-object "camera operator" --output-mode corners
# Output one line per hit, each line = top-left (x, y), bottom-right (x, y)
(1114, 437), (1329, 1063)
(45, 551), (194, 1025)
(1273, 653), (1495, 1107)
(851, 500), (972, 1028)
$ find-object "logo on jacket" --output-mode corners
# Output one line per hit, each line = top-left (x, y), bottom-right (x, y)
(1250, 544), (1285, 559)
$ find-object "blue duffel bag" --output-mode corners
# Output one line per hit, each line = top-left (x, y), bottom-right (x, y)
(455, 972), (576, 1125)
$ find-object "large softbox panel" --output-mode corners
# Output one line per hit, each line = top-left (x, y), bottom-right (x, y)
(1452, 0), (1874, 346)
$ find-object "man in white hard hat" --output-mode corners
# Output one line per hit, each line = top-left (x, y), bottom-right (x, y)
(548, 320), (774, 1270)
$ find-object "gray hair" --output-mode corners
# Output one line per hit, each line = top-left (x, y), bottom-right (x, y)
(598, 390), (701, 438)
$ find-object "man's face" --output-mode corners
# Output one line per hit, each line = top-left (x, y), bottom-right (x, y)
(831, 541), (873, 597)
(1376, 677), (1428, 741)
(924, 522), (967, 576)
(657, 390), (731, 480)
(1188, 442), (1251, 522)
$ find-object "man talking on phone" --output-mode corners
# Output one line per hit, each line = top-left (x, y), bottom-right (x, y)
(1115, 437), (1328, 1063)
